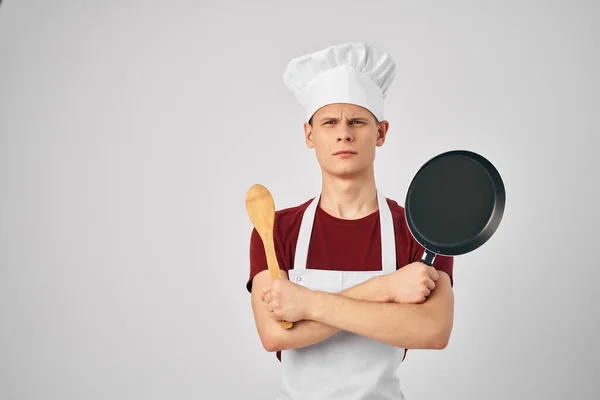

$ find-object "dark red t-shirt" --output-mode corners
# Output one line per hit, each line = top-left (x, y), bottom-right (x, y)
(246, 196), (454, 361)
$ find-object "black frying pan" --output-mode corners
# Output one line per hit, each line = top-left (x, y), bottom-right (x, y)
(405, 150), (506, 266)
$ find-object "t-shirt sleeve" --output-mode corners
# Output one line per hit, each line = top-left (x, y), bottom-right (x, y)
(246, 227), (288, 293)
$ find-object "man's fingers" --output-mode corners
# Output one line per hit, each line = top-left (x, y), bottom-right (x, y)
(263, 292), (272, 303)
(421, 288), (431, 302)
(429, 267), (440, 281)
(426, 278), (436, 291)
(261, 286), (271, 301)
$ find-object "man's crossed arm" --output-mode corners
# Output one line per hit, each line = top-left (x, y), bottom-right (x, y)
(250, 262), (454, 353)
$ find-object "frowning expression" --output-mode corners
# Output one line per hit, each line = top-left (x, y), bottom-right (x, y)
(304, 103), (389, 178)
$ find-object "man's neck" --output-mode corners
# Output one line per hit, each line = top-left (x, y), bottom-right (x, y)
(318, 169), (379, 220)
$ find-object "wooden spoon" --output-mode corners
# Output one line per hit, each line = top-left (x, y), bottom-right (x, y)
(245, 184), (293, 330)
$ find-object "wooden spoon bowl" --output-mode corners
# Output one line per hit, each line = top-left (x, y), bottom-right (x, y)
(245, 184), (293, 330)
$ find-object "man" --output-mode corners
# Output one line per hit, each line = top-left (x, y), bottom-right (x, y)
(246, 42), (455, 400)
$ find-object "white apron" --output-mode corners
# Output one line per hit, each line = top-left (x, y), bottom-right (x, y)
(277, 190), (406, 400)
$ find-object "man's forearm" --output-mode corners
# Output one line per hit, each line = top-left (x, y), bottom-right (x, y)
(271, 276), (389, 351)
(307, 285), (451, 350)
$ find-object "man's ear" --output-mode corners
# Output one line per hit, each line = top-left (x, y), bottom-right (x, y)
(376, 121), (390, 147)
(304, 122), (315, 149)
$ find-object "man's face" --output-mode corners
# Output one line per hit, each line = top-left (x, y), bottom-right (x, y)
(304, 103), (389, 179)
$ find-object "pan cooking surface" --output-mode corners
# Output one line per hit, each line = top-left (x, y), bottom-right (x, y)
(406, 154), (497, 248)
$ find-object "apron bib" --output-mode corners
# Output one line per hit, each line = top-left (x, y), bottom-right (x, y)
(277, 190), (406, 400)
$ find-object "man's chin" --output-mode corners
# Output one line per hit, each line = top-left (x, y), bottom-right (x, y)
(322, 166), (368, 180)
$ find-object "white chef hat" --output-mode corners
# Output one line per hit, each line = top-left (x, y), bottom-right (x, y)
(283, 42), (396, 123)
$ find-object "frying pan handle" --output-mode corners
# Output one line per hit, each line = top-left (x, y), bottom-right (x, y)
(420, 249), (436, 266)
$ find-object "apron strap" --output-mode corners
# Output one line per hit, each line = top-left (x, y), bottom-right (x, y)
(293, 195), (320, 271)
(377, 189), (397, 274)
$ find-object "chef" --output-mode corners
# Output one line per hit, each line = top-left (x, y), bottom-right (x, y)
(246, 42), (455, 400)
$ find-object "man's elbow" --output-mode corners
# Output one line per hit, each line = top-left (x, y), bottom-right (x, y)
(429, 332), (450, 349)
(261, 338), (277, 352)
(259, 328), (285, 352)
(428, 323), (452, 349)
(391, 327), (450, 350)
(261, 336), (282, 352)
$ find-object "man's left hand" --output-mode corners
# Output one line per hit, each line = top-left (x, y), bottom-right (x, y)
(262, 278), (315, 322)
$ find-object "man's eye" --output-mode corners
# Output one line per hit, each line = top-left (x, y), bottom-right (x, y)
(351, 120), (363, 124)
(324, 121), (335, 125)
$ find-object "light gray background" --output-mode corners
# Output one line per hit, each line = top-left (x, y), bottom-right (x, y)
(1, 1), (598, 399)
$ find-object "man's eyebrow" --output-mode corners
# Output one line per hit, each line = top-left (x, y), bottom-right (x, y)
(347, 117), (368, 121)
(319, 116), (340, 122)
(319, 116), (368, 122)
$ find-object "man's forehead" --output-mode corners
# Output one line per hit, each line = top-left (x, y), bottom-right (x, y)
(314, 103), (373, 119)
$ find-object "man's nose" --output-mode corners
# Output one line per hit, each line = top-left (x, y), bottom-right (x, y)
(337, 126), (354, 142)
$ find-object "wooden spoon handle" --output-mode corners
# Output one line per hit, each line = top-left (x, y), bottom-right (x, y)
(263, 236), (294, 329)
(263, 238), (281, 280)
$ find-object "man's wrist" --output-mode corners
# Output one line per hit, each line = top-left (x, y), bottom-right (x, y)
(303, 275), (391, 322)
(305, 290), (327, 321)
(373, 275), (391, 303)
(337, 275), (391, 303)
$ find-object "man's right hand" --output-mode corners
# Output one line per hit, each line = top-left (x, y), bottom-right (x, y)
(380, 262), (440, 304)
